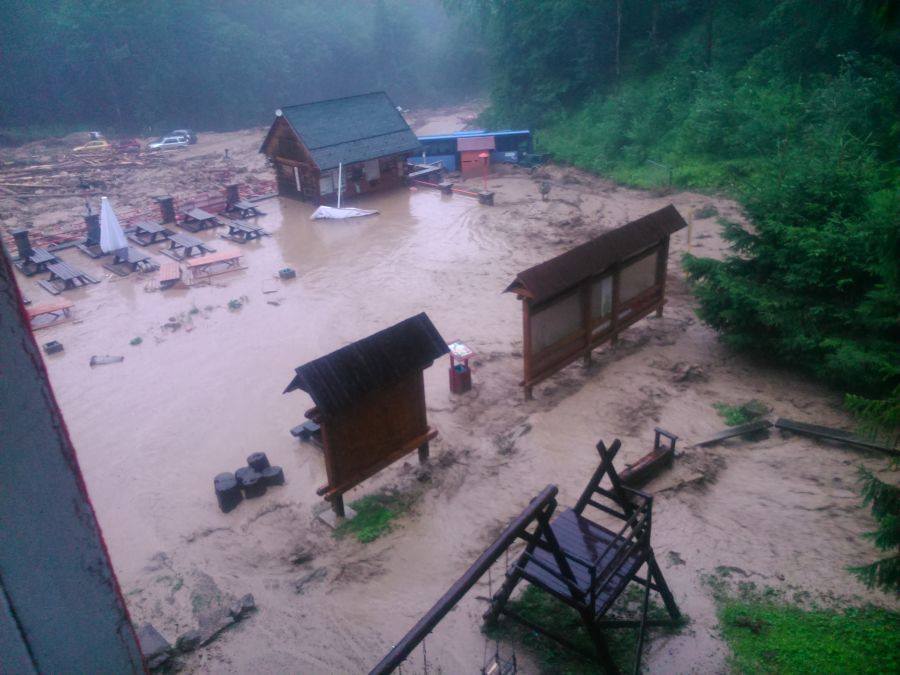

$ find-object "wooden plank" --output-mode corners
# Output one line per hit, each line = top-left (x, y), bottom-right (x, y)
(185, 249), (241, 268)
(775, 418), (898, 455)
(693, 419), (772, 447)
(26, 299), (74, 319)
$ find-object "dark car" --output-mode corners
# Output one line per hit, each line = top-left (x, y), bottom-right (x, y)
(170, 129), (197, 144)
(115, 138), (142, 153)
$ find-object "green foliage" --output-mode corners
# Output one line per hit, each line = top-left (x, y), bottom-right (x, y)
(720, 600), (900, 674)
(713, 400), (767, 426)
(333, 494), (408, 544)
(849, 465), (900, 593)
(846, 386), (900, 449)
(484, 584), (683, 673)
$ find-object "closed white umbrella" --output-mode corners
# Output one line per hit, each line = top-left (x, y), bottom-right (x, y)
(99, 196), (128, 254)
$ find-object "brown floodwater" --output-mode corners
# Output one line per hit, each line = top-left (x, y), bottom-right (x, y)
(20, 174), (892, 673)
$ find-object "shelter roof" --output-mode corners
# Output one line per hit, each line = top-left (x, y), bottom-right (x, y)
(505, 205), (687, 304)
(457, 135), (496, 151)
(263, 92), (420, 170)
(284, 313), (448, 415)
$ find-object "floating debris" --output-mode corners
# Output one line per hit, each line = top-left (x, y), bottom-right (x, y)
(90, 354), (124, 366)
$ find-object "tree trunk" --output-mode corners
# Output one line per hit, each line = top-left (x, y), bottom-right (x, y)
(615, 0), (623, 78)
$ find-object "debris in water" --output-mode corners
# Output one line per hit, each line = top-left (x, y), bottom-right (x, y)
(227, 298), (243, 311)
(43, 340), (64, 355)
(130, 336), (143, 346)
(278, 267), (296, 280)
(294, 567), (327, 594)
(310, 205), (378, 220)
(90, 355), (124, 366)
(136, 623), (171, 670)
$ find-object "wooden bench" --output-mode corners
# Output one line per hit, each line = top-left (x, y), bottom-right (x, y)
(16, 247), (58, 276)
(162, 232), (215, 260)
(38, 261), (99, 295)
(128, 220), (173, 245)
(220, 218), (267, 243)
(223, 199), (265, 219)
(693, 419), (772, 447)
(620, 427), (677, 487)
(104, 247), (159, 276)
(185, 248), (244, 283)
(180, 208), (222, 233)
(27, 298), (74, 330)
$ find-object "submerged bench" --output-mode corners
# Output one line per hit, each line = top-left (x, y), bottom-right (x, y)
(27, 298), (74, 330)
(185, 249), (244, 283)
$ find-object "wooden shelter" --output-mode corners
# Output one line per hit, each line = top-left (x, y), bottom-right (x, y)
(457, 134), (495, 178)
(506, 205), (687, 398)
(284, 313), (448, 517)
(259, 92), (420, 204)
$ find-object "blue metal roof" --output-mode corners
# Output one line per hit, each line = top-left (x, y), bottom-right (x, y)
(417, 129), (530, 142)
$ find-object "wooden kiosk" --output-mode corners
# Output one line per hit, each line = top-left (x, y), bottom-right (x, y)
(506, 205), (687, 398)
(284, 313), (449, 519)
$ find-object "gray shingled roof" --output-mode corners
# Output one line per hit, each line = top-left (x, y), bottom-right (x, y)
(284, 313), (448, 416)
(279, 92), (420, 170)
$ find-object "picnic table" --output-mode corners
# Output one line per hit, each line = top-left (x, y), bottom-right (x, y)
(162, 232), (215, 260)
(17, 247), (58, 276)
(105, 246), (159, 275)
(129, 220), (173, 245)
(221, 218), (267, 243)
(224, 199), (265, 219)
(38, 260), (99, 295)
(185, 249), (244, 283)
(27, 298), (74, 330)
(180, 208), (221, 233)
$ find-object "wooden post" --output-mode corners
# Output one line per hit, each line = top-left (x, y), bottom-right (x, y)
(332, 494), (346, 519)
(610, 265), (621, 346)
(155, 195), (176, 224)
(580, 282), (592, 367)
(656, 239), (670, 318)
(418, 441), (429, 463)
(522, 299), (534, 399)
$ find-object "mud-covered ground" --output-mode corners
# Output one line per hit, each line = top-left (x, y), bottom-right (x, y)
(5, 108), (895, 673)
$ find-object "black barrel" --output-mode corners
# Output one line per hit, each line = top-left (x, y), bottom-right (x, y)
(246, 452), (270, 472)
(234, 466), (260, 486)
(214, 472), (242, 513)
(242, 472), (267, 499)
(260, 465), (285, 487)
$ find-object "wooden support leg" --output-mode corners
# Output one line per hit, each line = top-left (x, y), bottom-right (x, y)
(646, 553), (681, 621)
(418, 442), (429, 463)
(656, 301), (665, 318)
(332, 494), (346, 519)
(483, 567), (523, 625)
(524, 385), (534, 401)
(582, 612), (620, 675)
(582, 352), (592, 368)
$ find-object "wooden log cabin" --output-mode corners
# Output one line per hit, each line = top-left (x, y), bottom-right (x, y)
(259, 91), (420, 204)
(284, 313), (449, 517)
(506, 205), (688, 399)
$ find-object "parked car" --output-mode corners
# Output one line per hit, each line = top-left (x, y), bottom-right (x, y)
(170, 129), (197, 144)
(73, 139), (112, 153)
(148, 135), (189, 150)
(115, 138), (141, 153)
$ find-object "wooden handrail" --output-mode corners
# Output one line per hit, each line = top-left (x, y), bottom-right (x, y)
(369, 485), (559, 675)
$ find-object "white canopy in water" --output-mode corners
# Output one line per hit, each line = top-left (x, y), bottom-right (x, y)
(310, 205), (379, 220)
(99, 196), (128, 253)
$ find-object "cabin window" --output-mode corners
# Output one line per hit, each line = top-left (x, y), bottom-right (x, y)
(619, 250), (659, 302)
(530, 292), (581, 352)
(590, 275), (613, 319)
(319, 172), (334, 195)
(364, 159), (381, 180)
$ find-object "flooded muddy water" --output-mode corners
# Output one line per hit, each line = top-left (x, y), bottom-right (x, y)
(19, 168), (894, 673)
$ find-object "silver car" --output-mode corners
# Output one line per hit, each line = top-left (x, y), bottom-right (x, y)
(148, 135), (189, 150)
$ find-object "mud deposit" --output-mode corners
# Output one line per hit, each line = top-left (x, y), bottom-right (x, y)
(8, 117), (895, 672)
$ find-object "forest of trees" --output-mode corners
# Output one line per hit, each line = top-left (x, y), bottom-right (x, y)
(457, 0), (899, 591)
(0, 0), (487, 138)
